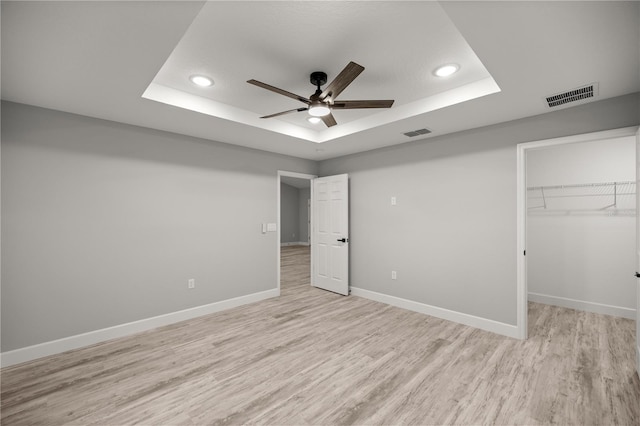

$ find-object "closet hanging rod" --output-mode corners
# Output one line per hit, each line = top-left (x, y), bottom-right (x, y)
(527, 180), (636, 191)
(528, 193), (635, 200)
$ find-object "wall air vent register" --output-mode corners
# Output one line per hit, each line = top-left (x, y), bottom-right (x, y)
(546, 83), (598, 108)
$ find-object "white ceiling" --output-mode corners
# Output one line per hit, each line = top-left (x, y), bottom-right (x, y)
(2, 1), (639, 160)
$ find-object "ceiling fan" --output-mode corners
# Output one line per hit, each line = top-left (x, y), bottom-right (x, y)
(247, 61), (394, 127)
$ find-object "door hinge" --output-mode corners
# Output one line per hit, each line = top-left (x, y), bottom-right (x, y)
(524, 250), (526, 256)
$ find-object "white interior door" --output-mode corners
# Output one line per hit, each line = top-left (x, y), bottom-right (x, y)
(636, 128), (640, 376)
(312, 174), (349, 295)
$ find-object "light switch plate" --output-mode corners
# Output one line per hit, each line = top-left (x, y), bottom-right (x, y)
(267, 223), (277, 232)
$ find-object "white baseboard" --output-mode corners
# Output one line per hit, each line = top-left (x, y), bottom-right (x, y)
(280, 241), (309, 246)
(0, 288), (279, 368)
(528, 292), (636, 319)
(350, 287), (519, 339)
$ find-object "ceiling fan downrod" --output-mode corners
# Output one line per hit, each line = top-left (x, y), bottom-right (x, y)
(310, 71), (328, 93)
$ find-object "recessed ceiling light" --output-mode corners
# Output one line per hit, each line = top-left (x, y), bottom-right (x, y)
(433, 64), (459, 77)
(189, 75), (214, 87)
(307, 117), (322, 124)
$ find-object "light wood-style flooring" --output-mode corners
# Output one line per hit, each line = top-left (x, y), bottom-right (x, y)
(1, 245), (639, 425)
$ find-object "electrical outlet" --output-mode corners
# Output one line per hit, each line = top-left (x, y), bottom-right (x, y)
(391, 271), (397, 280)
(188, 279), (195, 289)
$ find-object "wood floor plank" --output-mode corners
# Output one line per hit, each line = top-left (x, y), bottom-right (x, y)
(2, 245), (639, 425)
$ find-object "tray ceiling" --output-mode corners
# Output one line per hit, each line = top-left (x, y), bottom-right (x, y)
(143, 1), (499, 143)
(2, 1), (638, 160)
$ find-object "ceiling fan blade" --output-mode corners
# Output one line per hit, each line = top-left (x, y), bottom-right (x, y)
(247, 79), (310, 104)
(260, 107), (308, 119)
(331, 100), (394, 109)
(319, 61), (365, 102)
(321, 113), (337, 127)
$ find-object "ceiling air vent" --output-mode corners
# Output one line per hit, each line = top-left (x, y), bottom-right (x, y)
(545, 83), (598, 108)
(403, 128), (432, 137)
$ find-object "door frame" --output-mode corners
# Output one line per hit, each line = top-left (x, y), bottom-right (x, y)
(635, 127), (640, 377)
(277, 170), (317, 293)
(307, 199), (311, 244)
(516, 126), (638, 340)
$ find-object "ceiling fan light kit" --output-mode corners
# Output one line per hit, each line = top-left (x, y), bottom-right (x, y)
(308, 102), (331, 117)
(247, 61), (395, 128)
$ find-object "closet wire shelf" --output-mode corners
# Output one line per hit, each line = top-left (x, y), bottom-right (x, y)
(527, 180), (636, 216)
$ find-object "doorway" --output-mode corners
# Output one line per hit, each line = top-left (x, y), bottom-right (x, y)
(516, 126), (638, 339)
(277, 171), (316, 293)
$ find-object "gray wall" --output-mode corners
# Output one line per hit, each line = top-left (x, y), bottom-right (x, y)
(2, 93), (638, 351)
(319, 93), (640, 325)
(280, 183), (299, 243)
(298, 188), (310, 244)
(527, 136), (636, 312)
(1, 101), (317, 351)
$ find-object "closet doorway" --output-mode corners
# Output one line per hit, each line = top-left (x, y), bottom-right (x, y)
(277, 171), (315, 294)
(516, 127), (638, 340)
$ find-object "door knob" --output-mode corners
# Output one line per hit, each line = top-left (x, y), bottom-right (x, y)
(337, 238), (348, 243)
(636, 272), (640, 278)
